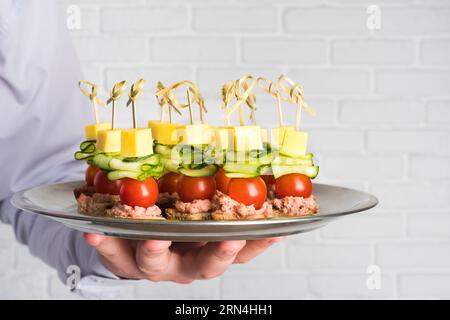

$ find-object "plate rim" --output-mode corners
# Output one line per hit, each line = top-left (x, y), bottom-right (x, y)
(10, 180), (378, 226)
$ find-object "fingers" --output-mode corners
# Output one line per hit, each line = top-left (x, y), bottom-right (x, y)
(135, 240), (179, 282)
(234, 237), (285, 264)
(83, 233), (144, 279)
(183, 240), (247, 280)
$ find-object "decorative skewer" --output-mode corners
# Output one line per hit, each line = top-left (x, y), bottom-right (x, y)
(278, 75), (315, 131)
(257, 77), (284, 128)
(224, 75), (256, 126)
(78, 80), (106, 124)
(126, 79), (146, 129)
(107, 80), (128, 129)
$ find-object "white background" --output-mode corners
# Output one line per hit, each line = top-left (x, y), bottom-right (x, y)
(1, 0), (450, 299)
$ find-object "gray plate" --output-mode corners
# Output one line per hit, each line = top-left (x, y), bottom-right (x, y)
(11, 181), (378, 241)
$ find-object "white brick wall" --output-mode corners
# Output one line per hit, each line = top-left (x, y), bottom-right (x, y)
(1, 0), (449, 299)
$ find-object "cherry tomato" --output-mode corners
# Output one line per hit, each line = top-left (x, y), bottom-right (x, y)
(215, 168), (231, 194)
(93, 170), (123, 195)
(85, 164), (101, 186)
(177, 176), (216, 202)
(158, 172), (182, 194)
(227, 177), (267, 209)
(275, 173), (312, 199)
(119, 178), (159, 208)
(262, 174), (276, 187)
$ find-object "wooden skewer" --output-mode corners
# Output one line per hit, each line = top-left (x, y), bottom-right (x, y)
(131, 101), (137, 129)
(187, 89), (194, 125)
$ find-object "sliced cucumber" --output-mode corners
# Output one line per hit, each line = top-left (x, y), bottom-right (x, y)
(94, 153), (161, 172)
(161, 157), (181, 173)
(223, 163), (269, 176)
(271, 165), (319, 179)
(154, 144), (173, 158)
(178, 164), (218, 177)
(272, 155), (313, 167)
(107, 170), (140, 180)
(93, 154), (114, 170)
(224, 172), (258, 178)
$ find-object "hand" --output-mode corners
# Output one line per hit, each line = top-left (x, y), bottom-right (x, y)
(84, 234), (284, 284)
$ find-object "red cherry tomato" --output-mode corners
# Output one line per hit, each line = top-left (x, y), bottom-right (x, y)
(93, 170), (123, 195)
(262, 174), (276, 187)
(158, 172), (182, 194)
(177, 176), (216, 202)
(227, 177), (267, 209)
(85, 164), (101, 186)
(119, 178), (159, 208)
(275, 173), (312, 199)
(215, 168), (231, 194)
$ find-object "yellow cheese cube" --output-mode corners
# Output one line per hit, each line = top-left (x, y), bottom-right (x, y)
(233, 125), (263, 151)
(97, 129), (121, 153)
(271, 126), (294, 147)
(148, 120), (183, 145)
(213, 126), (233, 150)
(84, 122), (112, 140)
(260, 128), (269, 144)
(180, 124), (213, 145)
(280, 130), (308, 157)
(120, 128), (153, 158)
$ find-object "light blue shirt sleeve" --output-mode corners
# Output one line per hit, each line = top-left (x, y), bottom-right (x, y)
(0, 0), (137, 298)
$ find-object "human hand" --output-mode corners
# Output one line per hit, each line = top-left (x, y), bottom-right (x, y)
(84, 234), (284, 283)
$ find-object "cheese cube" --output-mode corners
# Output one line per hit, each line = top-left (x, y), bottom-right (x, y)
(180, 124), (212, 145)
(271, 126), (294, 148)
(260, 128), (269, 144)
(213, 126), (233, 150)
(84, 122), (112, 140)
(120, 128), (153, 158)
(148, 120), (183, 145)
(233, 125), (263, 151)
(97, 129), (121, 153)
(280, 130), (308, 157)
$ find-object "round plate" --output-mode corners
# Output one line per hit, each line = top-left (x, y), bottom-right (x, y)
(11, 181), (378, 241)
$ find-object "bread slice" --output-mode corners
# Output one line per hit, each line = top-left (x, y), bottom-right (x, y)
(165, 208), (211, 221)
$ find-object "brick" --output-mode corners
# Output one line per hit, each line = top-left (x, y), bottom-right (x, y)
(228, 242), (285, 271)
(332, 39), (415, 65)
(0, 272), (48, 299)
(407, 212), (450, 238)
(287, 243), (371, 270)
(73, 36), (147, 62)
(379, 7), (450, 35)
(322, 155), (403, 180)
(367, 130), (450, 154)
(370, 182), (450, 209)
(193, 6), (277, 32)
(151, 37), (236, 63)
(427, 100), (450, 123)
(399, 273), (450, 298)
(308, 273), (394, 299)
(307, 129), (364, 154)
(376, 70), (450, 97)
(242, 38), (326, 64)
(376, 242), (450, 268)
(340, 99), (424, 124)
(284, 6), (368, 35)
(100, 7), (187, 32)
(221, 272), (308, 299)
(66, 6), (98, 34)
(288, 69), (371, 95)
(321, 213), (403, 240)
(135, 278), (220, 299)
(421, 40), (450, 65)
(410, 155), (450, 179)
